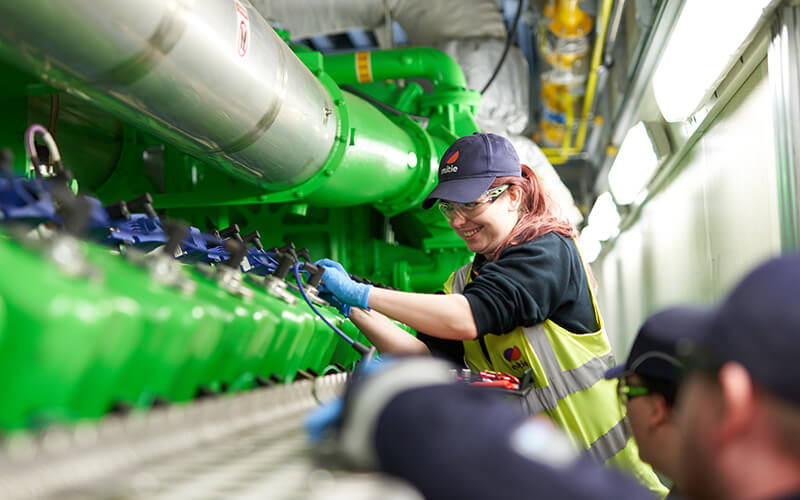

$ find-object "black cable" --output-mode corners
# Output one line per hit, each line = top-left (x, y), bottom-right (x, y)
(480, 0), (525, 95)
(339, 85), (429, 124)
(48, 93), (60, 137)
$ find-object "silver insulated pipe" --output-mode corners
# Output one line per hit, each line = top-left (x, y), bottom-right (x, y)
(0, 0), (338, 188)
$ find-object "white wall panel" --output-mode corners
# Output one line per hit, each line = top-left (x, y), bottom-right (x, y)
(595, 59), (780, 357)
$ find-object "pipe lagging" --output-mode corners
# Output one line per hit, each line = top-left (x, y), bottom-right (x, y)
(0, 0), (338, 188)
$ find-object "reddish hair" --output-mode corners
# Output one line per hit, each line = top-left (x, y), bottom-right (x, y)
(489, 164), (576, 261)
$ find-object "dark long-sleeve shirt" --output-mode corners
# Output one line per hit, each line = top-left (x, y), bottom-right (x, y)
(464, 232), (598, 336)
(419, 232), (598, 364)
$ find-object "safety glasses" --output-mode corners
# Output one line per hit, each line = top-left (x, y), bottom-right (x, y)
(616, 379), (651, 404)
(437, 184), (510, 220)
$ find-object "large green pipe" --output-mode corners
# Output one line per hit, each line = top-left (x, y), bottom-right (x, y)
(305, 90), (436, 214)
(322, 48), (469, 92)
(0, 1), (473, 215)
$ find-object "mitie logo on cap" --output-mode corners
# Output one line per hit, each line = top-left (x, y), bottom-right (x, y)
(440, 150), (459, 175)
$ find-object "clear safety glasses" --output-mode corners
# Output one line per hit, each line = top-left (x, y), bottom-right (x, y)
(437, 184), (510, 221)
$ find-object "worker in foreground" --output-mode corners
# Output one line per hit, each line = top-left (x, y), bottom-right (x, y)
(604, 306), (703, 498)
(310, 255), (800, 500)
(315, 132), (665, 494)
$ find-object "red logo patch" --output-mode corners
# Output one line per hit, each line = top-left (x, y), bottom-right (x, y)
(503, 346), (522, 362)
(446, 151), (459, 164)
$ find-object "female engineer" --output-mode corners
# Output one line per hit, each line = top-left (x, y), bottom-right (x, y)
(316, 132), (666, 495)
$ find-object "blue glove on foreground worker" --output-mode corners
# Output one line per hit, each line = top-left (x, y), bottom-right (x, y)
(305, 354), (390, 444)
(305, 357), (456, 469)
(315, 258), (372, 310)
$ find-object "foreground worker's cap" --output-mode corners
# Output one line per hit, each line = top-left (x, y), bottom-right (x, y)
(673, 255), (800, 405)
(604, 307), (704, 382)
(422, 132), (521, 209)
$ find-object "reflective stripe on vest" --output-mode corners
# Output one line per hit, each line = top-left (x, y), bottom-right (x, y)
(522, 324), (615, 412)
(521, 324), (628, 463)
(586, 417), (631, 464)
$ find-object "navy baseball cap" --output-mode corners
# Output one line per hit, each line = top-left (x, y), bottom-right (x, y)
(604, 307), (705, 382)
(422, 132), (521, 209)
(676, 255), (800, 405)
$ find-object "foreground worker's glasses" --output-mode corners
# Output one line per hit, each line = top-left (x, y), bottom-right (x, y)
(617, 379), (651, 404)
(438, 184), (510, 220)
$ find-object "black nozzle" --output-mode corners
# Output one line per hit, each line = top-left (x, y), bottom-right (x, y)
(296, 247), (311, 262)
(254, 376), (274, 387)
(104, 200), (131, 220)
(296, 247), (324, 286)
(49, 168), (72, 187)
(308, 265), (325, 287)
(50, 184), (91, 237)
(65, 198), (92, 237)
(161, 219), (190, 258)
(194, 386), (217, 400)
(150, 397), (170, 408)
(223, 238), (248, 269)
(272, 242), (296, 280)
(0, 148), (14, 176)
(108, 401), (133, 416)
(127, 193), (157, 218)
(242, 230), (263, 251)
(219, 224), (242, 241)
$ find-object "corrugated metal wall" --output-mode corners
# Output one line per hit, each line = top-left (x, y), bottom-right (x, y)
(594, 58), (781, 356)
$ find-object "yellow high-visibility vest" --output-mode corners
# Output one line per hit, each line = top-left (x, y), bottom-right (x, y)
(444, 246), (668, 497)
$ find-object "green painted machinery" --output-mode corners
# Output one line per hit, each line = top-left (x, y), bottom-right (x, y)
(0, 0), (481, 432)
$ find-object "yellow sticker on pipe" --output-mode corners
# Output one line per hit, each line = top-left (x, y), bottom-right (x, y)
(355, 51), (372, 83)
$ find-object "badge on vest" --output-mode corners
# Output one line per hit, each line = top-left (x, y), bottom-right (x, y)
(503, 345), (530, 372)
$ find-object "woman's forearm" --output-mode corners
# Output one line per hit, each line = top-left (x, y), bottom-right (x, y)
(349, 308), (430, 355)
(366, 288), (479, 341)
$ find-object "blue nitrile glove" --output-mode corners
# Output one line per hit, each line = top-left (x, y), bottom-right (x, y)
(315, 258), (346, 274)
(315, 258), (372, 309)
(304, 355), (386, 443)
(319, 292), (352, 318)
(304, 357), (456, 470)
(305, 398), (344, 443)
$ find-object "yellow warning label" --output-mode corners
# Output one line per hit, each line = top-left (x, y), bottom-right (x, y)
(355, 51), (372, 83)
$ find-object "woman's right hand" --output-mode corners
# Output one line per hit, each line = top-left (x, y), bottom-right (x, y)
(315, 258), (372, 309)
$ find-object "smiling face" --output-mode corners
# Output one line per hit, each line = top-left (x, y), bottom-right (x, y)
(446, 186), (521, 257)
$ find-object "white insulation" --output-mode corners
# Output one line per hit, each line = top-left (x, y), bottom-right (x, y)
(253, 0), (582, 225)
